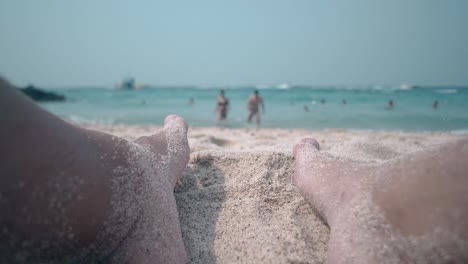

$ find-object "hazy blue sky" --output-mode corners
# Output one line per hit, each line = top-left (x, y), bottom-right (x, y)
(1, 0), (467, 87)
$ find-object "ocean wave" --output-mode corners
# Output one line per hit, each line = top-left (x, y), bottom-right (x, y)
(276, 83), (292, 90)
(451, 128), (468, 134)
(67, 115), (115, 125)
(436, 89), (457, 94)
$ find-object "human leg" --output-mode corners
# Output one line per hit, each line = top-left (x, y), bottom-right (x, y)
(217, 110), (222, 125)
(293, 138), (468, 263)
(0, 78), (189, 263)
(247, 110), (254, 123)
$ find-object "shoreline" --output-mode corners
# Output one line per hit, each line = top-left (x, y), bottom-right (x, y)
(79, 124), (462, 157)
(80, 123), (465, 137)
(80, 124), (463, 263)
(76, 122), (468, 135)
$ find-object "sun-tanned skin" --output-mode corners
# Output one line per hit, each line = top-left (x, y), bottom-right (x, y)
(247, 90), (264, 126)
(0, 78), (189, 263)
(293, 138), (468, 263)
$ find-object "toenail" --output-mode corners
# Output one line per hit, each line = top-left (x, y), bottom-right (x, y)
(164, 115), (188, 131)
(299, 138), (320, 150)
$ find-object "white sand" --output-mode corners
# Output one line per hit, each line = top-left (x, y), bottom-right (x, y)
(81, 124), (462, 263)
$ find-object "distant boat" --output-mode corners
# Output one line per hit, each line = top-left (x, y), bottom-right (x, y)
(114, 78), (151, 90)
(115, 77), (135, 90)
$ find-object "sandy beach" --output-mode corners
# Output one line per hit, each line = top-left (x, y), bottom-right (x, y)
(82, 124), (462, 263)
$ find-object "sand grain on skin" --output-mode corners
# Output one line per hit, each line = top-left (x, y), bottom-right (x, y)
(81, 124), (463, 263)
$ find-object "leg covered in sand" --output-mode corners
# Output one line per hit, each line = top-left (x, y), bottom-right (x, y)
(0, 78), (189, 263)
(293, 138), (468, 263)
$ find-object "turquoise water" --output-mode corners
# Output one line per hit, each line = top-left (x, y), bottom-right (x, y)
(39, 86), (468, 132)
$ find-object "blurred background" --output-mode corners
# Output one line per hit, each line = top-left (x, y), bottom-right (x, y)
(1, 0), (467, 131)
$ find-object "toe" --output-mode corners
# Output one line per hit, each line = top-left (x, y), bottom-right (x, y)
(164, 114), (188, 133)
(163, 115), (190, 187)
(293, 138), (322, 187)
(293, 138), (332, 220)
(293, 138), (367, 224)
(293, 138), (320, 156)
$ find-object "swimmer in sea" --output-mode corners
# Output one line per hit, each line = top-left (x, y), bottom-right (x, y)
(216, 90), (229, 125)
(387, 99), (394, 109)
(246, 90), (265, 126)
(433, 100), (438, 109)
(187, 97), (194, 106)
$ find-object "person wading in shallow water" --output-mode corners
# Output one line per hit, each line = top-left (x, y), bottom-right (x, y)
(216, 89), (229, 125)
(246, 90), (265, 126)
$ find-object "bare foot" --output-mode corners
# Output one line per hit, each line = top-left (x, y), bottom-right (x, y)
(1, 115), (189, 263)
(107, 114), (190, 263)
(293, 138), (468, 263)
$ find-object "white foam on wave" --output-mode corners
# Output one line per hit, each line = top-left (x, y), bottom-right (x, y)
(276, 83), (292, 90)
(436, 89), (457, 94)
(68, 115), (115, 125)
(451, 128), (468, 135)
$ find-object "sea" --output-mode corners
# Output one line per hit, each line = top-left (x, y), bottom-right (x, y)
(38, 85), (468, 132)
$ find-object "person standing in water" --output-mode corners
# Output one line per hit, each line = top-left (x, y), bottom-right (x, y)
(387, 100), (394, 109)
(216, 89), (229, 125)
(433, 100), (438, 109)
(247, 90), (265, 126)
(187, 97), (194, 106)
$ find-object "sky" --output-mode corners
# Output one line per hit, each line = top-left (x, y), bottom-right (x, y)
(0, 0), (467, 87)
